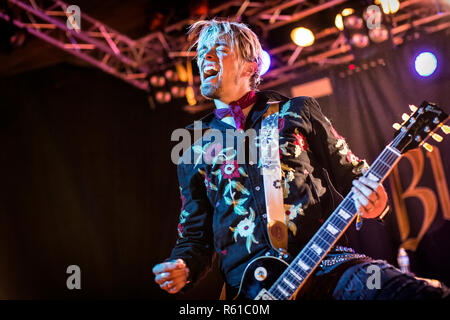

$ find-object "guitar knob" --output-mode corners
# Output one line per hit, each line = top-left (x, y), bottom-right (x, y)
(433, 117), (440, 124)
(423, 126), (430, 133)
(415, 136), (421, 142)
(254, 267), (268, 281)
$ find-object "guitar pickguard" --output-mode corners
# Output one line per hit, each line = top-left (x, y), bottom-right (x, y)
(235, 256), (288, 300)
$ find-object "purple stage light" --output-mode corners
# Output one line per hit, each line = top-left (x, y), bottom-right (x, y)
(261, 50), (271, 76)
(414, 52), (437, 77)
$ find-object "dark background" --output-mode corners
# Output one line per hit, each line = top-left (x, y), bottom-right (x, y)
(0, 2), (449, 300)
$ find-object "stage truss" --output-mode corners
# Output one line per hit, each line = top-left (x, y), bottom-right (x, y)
(1, 0), (449, 103)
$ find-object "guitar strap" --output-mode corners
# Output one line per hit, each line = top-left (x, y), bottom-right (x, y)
(260, 101), (288, 253)
(219, 100), (288, 300)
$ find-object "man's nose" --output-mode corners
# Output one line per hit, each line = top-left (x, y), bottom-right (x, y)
(205, 48), (216, 61)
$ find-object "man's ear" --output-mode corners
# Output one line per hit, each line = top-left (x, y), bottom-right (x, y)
(245, 61), (257, 77)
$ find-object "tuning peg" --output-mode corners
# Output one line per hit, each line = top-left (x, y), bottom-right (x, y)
(392, 123), (402, 130)
(402, 113), (410, 121)
(409, 105), (418, 112)
(431, 133), (443, 142)
(441, 124), (450, 135)
(422, 143), (434, 152)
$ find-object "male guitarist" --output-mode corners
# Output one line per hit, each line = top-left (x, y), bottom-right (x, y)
(153, 19), (449, 299)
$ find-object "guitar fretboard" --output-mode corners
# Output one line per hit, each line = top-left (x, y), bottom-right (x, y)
(267, 145), (402, 300)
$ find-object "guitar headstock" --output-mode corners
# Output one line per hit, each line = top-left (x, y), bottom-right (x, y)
(392, 101), (448, 154)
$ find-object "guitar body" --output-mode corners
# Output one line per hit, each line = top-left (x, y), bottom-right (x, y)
(234, 256), (289, 300)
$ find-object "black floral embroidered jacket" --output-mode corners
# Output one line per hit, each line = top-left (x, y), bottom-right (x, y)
(168, 91), (368, 290)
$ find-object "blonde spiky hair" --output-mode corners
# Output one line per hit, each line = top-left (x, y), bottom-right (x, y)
(187, 18), (264, 90)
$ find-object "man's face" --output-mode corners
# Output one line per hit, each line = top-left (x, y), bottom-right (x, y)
(197, 38), (250, 101)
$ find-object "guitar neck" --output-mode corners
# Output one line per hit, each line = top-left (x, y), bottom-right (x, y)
(268, 144), (403, 299)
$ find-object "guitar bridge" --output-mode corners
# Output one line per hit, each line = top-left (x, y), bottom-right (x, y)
(254, 288), (276, 300)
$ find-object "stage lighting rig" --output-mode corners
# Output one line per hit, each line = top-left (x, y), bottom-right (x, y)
(290, 27), (315, 47)
(335, 7), (354, 31)
(376, 0), (400, 15)
(147, 60), (197, 110)
(340, 3), (394, 60)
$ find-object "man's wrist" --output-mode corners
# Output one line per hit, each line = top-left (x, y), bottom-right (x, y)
(375, 204), (390, 223)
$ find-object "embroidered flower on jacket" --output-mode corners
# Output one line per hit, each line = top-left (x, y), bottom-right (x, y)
(180, 188), (186, 212)
(293, 145), (301, 157)
(284, 203), (304, 236)
(224, 196), (249, 216)
(280, 162), (295, 181)
(235, 218), (255, 237)
(278, 118), (286, 132)
(279, 101), (302, 119)
(346, 151), (361, 166)
(330, 125), (344, 140)
(177, 223), (184, 238)
(192, 141), (230, 167)
(214, 156), (250, 216)
(229, 208), (259, 253)
(177, 188), (189, 238)
(329, 123), (364, 167)
(284, 203), (304, 221)
(198, 168), (218, 192)
(282, 170), (295, 198)
(220, 160), (241, 179)
(286, 170), (295, 182)
(293, 128), (308, 155)
(179, 209), (190, 224)
(283, 182), (290, 199)
(334, 132), (362, 167)
(279, 141), (291, 157)
(204, 142), (223, 164)
(178, 187), (190, 225)
(177, 189), (190, 238)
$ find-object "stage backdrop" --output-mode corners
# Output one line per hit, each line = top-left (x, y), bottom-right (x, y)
(0, 35), (448, 299)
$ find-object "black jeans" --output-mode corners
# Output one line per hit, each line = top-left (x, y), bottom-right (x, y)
(298, 259), (450, 300)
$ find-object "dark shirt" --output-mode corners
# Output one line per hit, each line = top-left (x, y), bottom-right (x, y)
(168, 91), (367, 290)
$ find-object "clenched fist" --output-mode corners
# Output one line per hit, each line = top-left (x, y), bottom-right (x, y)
(153, 259), (190, 294)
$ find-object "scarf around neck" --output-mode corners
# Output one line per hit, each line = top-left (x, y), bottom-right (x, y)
(214, 90), (257, 130)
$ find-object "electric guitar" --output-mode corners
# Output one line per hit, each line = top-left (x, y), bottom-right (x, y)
(234, 101), (449, 300)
